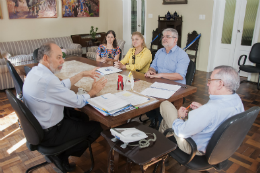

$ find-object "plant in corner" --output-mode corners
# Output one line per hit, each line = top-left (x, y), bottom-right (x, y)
(90, 26), (98, 42)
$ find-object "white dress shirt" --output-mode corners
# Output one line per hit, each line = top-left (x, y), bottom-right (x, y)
(172, 94), (244, 153)
(23, 63), (90, 129)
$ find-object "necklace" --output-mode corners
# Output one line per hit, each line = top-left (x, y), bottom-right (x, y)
(135, 47), (145, 55)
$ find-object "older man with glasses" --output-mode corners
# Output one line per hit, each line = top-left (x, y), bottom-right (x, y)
(145, 28), (190, 128)
(159, 65), (244, 155)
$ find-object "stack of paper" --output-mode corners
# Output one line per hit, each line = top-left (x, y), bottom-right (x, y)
(96, 66), (122, 75)
(141, 82), (181, 99)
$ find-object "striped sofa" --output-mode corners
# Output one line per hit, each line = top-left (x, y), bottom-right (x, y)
(86, 39), (125, 60)
(0, 36), (82, 66)
(0, 58), (24, 90)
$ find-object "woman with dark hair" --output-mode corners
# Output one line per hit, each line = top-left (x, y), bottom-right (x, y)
(96, 30), (121, 64)
(114, 32), (152, 73)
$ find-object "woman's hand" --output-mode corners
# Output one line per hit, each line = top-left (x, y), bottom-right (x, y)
(101, 56), (108, 63)
(114, 61), (126, 69)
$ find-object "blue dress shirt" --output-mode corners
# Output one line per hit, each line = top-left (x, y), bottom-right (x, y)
(172, 94), (244, 153)
(23, 63), (90, 129)
(150, 45), (190, 84)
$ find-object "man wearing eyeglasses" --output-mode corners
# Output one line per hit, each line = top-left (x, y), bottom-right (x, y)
(159, 66), (244, 155)
(145, 28), (190, 128)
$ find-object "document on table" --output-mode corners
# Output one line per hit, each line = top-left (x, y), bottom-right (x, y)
(114, 91), (150, 106)
(140, 82), (181, 99)
(96, 66), (122, 75)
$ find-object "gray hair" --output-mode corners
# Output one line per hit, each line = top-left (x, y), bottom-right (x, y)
(37, 41), (56, 61)
(162, 28), (178, 39)
(213, 65), (240, 93)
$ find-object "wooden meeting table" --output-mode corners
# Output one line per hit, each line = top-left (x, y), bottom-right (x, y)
(16, 56), (197, 128)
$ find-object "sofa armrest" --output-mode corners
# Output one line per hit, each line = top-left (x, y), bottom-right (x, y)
(69, 43), (82, 49)
(0, 65), (8, 73)
(87, 46), (99, 53)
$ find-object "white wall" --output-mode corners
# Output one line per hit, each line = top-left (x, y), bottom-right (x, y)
(0, 0), (110, 42)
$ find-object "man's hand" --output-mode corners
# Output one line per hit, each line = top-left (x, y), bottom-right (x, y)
(177, 107), (188, 120)
(88, 77), (107, 97)
(149, 73), (162, 78)
(82, 67), (100, 79)
(190, 102), (202, 110)
(145, 70), (156, 77)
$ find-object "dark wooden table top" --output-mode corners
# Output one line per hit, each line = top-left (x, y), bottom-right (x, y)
(101, 121), (177, 165)
(16, 56), (197, 128)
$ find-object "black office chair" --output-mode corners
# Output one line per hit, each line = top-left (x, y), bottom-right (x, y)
(238, 43), (260, 90)
(185, 31), (201, 67)
(33, 48), (39, 63)
(24, 66), (32, 75)
(6, 60), (23, 100)
(186, 60), (196, 86)
(5, 90), (95, 173)
(159, 106), (260, 172)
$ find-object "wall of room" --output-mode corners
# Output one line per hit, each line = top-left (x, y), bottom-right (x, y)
(146, 0), (214, 72)
(0, 0), (110, 42)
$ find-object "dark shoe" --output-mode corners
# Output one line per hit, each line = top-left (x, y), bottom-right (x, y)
(149, 118), (158, 129)
(46, 155), (67, 173)
(63, 162), (76, 172)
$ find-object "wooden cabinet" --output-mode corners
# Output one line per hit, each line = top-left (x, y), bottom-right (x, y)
(71, 32), (106, 47)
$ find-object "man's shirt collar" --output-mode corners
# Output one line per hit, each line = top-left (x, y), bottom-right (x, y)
(162, 45), (177, 53)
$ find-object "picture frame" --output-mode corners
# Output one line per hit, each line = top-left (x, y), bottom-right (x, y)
(62, 0), (99, 18)
(6, 0), (57, 19)
(163, 0), (187, 4)
(0, 4), (2, 19)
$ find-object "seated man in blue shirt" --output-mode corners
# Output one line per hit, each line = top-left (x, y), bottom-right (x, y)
(145, 28), (190, 128)
(159, 65), (244, 155)
(23, 42), (107, 172)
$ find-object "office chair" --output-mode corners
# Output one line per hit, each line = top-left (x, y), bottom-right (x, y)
(24, 66), (32, 75)
(5, 90), (95, 173)
(157, 106), (260, 172)
(238, 43), (260, 90)
(185, 31), (201, 67)
(6, 60), (23, 100)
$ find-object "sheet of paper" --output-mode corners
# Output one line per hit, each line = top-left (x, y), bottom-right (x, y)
(114, 91), (149, 106)
(97, 66), (122, 75)
(140, 88), (176, 99)
(151, 82), (181, 91)
(88, 93), (130, 113)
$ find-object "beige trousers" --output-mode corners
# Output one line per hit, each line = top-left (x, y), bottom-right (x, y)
(159, 101), (203, 156)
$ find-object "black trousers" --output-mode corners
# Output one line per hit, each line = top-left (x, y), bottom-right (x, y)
(40, 108), (102, 162)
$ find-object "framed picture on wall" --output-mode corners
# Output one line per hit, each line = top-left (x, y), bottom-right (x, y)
(6, 0), (57, 19)
(62, 0), (99, 18)
(0, 3), (2, 19)
(163, 0), (187, 4)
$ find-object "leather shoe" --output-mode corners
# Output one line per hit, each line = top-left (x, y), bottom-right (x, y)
(63, 162), (76, 172)
(149, 118), (158, 129)
(46, 155), (67, 173)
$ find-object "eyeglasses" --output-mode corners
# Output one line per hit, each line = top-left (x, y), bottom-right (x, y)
(207, 78), (222, 84)
(161, 35), (176, 39)
(132, 55), (135, 64)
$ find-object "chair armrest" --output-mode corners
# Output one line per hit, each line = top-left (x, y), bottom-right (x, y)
(164, 128), (198, 165)
(87, 46), (99, 53)
(238, 55), (247, 66)
(0, 65), (8, 73)
(69, 43), (82, 49)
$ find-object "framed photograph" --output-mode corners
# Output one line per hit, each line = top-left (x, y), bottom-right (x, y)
(0, 4), (2, 19)
(163, 0), (187, 4)
(62, 0), (99, 18)
(6, 0), (57, 19)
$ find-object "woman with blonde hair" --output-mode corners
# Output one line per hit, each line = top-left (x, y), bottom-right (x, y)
(114, 32), (152, 73)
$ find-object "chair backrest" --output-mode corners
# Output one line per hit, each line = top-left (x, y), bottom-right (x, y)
(6, 60), (23, 96)
(249, 43), (260, 64)
(5, 90), (44, 145)
(206, 106), (260, 165)
(186, 60), (196, 85)
(186, 31), (200, 51)
(24, 66), (32, 75)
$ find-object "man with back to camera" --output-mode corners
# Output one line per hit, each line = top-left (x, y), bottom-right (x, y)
(145, 28), (190, 128)
(23, 42), (107, 172)
(159, 65), (244, 155)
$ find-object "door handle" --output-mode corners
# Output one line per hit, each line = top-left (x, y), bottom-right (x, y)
(138, 25), (141, 27)
(237, 30), (240, 33)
